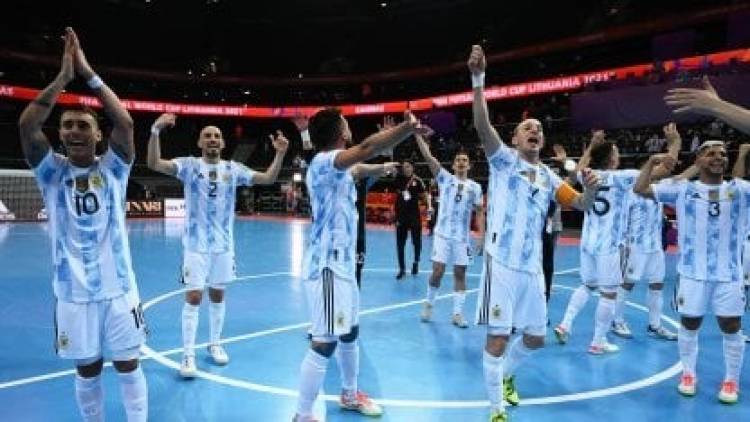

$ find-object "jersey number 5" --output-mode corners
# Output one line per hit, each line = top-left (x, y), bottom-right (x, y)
(592, 186), (611, 216)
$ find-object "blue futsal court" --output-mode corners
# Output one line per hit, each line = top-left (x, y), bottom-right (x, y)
(0, 217), (748, 421)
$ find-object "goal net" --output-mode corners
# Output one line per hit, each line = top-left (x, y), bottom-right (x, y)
(0, 169), (46, 221)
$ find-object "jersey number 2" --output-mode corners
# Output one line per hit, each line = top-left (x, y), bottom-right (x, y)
(208, 181), (218, 198)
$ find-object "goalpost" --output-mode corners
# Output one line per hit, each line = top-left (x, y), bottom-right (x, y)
(0, 169), (46, 221)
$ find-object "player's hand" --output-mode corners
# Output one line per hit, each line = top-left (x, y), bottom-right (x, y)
(551, 144), (567, 162)
(66, 27), (96, 81)
(590, 130), (605, 147)
(580, 168), (600, 190)
(663, 122), (681, 143)
(58, 28), (75, 84)
(153, 113), (177, 132)
(377, 115), (396, 132)
(467, 45), (486, 75)
(291, 113), (309, 132)
(664, 76), (721, 115)
(269, 130), (289, 153)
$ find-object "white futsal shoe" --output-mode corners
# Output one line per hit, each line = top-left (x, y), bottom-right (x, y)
(588, 341), (620, 355)
(208, 344), (229, 365)
(180, 354), (197, 378)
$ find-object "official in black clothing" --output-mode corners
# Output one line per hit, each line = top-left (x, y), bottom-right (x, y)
(394, 161), (426, 279)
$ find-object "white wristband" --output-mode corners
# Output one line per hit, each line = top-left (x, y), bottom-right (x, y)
(150, 126), (160, 136)
(301, 129), (311, 143)
(471, 72), (485, 89)
(87, 75), (104, 90)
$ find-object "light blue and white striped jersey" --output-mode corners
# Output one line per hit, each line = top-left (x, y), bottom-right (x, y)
(580, 169), (639, 255)
(653, 178), (750, 282)
(434, 168), (483, 244)
(173, 157), (255, 254)
(303, 150), (357, 280)
(33, 149), (137, 303)
(626, 190), (664, 253)
(484, 144), (564, 273)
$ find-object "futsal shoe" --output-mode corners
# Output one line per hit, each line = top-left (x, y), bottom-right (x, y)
(395, 270), (406, 280)
(553, 325), (569, 344)
(412, 262), (419, 275)
(452, 313), (469, 328)
(718, 380), (739, 404)
(489, 410), (509, 422)
(587, 341), (620, 355)
(339, 390), (383, 416)
(180, 354), (197, 378)
(677, 373), (697, 397)
(208, 344), (229, 365)
(420, 302), (433, 322)
(611, 321), (633, 339)
(503, 377), (520, 406)
(647, 325), (677, 341)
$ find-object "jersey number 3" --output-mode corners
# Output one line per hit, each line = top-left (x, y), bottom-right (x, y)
(708, 201), (720, 217)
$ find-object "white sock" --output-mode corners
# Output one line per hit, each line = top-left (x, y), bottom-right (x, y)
(426, 285), (438, 305)
(723, 332), (745, 382)
(647, 289), (663, 328)
(75, 375), (104, 422)
(503, 337), (534, 378)
(613, 287), (629, 323)
(678, 326), (699, 376)
(592, 296), (616, 345)
(209, 301), (226, 345)
(117, 366), (148, 422)
(453, 290), (466, 315)
(561, 286), (590, 330)
(297, 349), (330, 417)
(182, 303), (200, 356)
(336, 341), (359, 393)
(483, 351), (505, 413)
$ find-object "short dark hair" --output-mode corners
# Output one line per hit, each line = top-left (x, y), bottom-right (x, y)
(589, 141), (615, 170)
(60, 106), (100, 128)
(309, 107), (343, 150)
(454, 149), (471, 161)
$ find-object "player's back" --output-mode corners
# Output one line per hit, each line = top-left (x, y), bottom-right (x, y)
(580, 169), (639, 255)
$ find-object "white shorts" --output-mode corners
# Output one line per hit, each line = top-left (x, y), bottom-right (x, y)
(55, 291), (146, 361)
(624, 249), (665, 284)
(677, 277), (746, 318)
(305, 268), (359, 340)
(475, 256), (546, 336)
(580, 250), (622, 287)
(182, 250), (236, 290)
(431, 235), (471, 267)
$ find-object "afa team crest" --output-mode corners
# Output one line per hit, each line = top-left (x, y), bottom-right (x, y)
(336, 312), (346, 328)
(492, 305), (501, 319)
(89, 172), (103, 189)
(58, 332), (69, 350)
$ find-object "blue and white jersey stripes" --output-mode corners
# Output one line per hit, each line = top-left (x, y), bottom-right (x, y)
(653, 178), (750, 283)
(434, 168), (483, 244)
(173, 157), (255, 254)
(303, 150), (357, 281)
(33, 149), (137, 303)
(626, 191), (663, 253)
(580, 169), (639, 255)
(484, 144), (564, 273)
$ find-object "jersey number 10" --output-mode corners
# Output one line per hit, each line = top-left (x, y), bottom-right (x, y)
(74, 193), (100, 216)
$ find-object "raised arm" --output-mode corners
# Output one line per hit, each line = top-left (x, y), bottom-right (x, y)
(468, 45), (503, 157)
(635, 154), (675, 199)
(253, 131), (290, 185)
(575, 130), (605, 173)
(334, 111), (425, 170)
(68, 28), (134, 162)
(351, 162), (398, 181)
(665, 76), (750, 135)
(651, 123), (682, 180)
(569, 168), (600, 211)
(414, 132), (441, 176)
(18, 30), (76, 167)
(147, 113), (178, 176)
(733, 144), (750, 179)
(674, 164), (699, 181)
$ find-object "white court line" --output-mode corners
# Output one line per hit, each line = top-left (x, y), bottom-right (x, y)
(1, 266), (681, 409)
